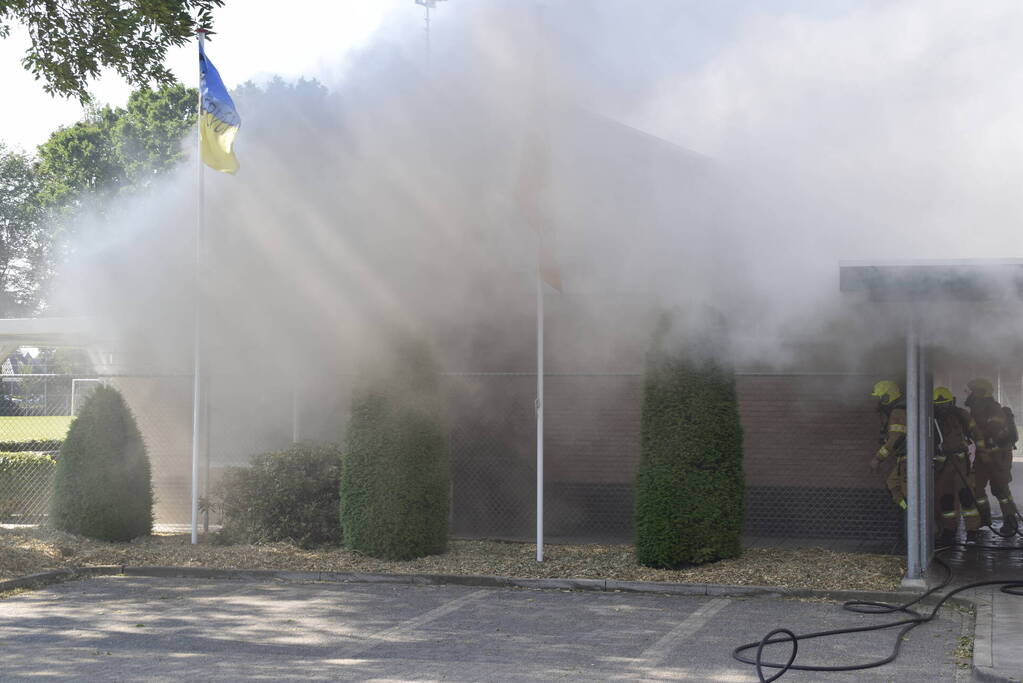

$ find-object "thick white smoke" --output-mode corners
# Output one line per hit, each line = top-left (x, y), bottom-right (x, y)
(48, 0), (1023, 449)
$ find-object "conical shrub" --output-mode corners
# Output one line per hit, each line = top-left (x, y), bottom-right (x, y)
(50, 385), (152, 540)
(635, 320), (744, 567)
(341, 339), (449, 560)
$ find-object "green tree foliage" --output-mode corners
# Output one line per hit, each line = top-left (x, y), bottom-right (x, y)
(341, 340), (449, 560)
(50, 385), (152, 541)
(36, 82), (196, 210)
(113, 83), (198, 183)
(35, 107), (124, 209)
(28, 82), (196, 297)
(0, 0), (222, 101)
(634, 320), (745, 568)
(218, 442), (343, 548)
(0, 143), (44, 314)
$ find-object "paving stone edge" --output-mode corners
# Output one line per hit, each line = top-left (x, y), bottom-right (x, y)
(0, 565), (122, 593)
(971, 590), (1021, 683)
(5, 563), (924, 604)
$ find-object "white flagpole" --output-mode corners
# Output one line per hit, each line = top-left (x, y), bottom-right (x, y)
(191, 29), (208, 545)
(532, 0), (547, 564)
(536, 264), (544, 562)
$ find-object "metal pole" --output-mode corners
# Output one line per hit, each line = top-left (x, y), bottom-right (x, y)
(191, 31), (207, 545)
(292, 384), (300, 443)
(536, 269), (544, 562)
(918, 346), (933, 573)
(203, 380), (211, 531)
(905, 319), (920, 579)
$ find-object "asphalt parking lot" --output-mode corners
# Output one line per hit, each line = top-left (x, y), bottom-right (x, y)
(0, 577), (968, 681)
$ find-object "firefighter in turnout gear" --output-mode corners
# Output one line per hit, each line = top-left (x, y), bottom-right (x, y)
(869, 380), (908, 510)
(966, 378), (1019, 536)
(932, 387), (982, 546)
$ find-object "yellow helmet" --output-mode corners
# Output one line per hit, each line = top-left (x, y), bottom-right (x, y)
(967, 378), (994, 398)
(871, 380), (902, 406)
(934, 386), (954, 406)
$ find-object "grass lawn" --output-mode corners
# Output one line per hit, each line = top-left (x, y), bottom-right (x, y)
(0, 416), (73, 443)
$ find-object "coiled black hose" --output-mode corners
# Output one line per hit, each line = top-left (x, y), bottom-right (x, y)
(732, 526), (1023, 681)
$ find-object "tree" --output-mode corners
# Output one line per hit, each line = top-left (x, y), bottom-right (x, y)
(35, 83), (196, 209)
(0, 143), (44, 315)
(1, 1), (223, 101)
(29, 83), (197, 297)
(50, 384), (152, 541)
(634, 317), (745, 568)
(34, 107), (126, 210)
(112, 82), (197, 186)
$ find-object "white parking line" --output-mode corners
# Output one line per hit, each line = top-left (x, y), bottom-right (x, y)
(339, 588), (490, 659)
(639, 598), (732, 667)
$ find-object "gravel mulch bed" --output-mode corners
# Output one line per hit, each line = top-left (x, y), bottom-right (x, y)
(0, 526), (904, 592)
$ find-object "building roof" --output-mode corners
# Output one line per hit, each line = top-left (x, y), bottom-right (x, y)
(839, 259), (1023, 301)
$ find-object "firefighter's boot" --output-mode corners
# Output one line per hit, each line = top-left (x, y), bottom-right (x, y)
(1000, 504), (1019, 536)
(935, 528), (956, 550)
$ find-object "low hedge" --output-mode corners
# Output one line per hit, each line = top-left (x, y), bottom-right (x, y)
(0, 452), (57, 519)
(218, 442), (343, 548)
(0, 440), (62, 452)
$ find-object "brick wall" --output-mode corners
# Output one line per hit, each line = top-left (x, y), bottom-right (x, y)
(737, 374), (880, 489)
(446, 373), (881, 490)
(736, 374), (900, 545)
(125, 369), (896, 543)
(446, 372), (897, 545)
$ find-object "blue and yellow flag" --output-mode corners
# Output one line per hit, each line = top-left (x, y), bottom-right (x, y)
(199, 42), (240, 174)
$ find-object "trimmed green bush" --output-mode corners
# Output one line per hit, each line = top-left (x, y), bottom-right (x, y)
(0, 452), (57, 519)
(634, 322), (745, 568)
(0, 439), (63, 452)
(341, 340), (449, 560)
(49, 385), (152, 541)
(218, 442), (343, 547)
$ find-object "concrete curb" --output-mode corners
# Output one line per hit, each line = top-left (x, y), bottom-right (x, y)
(0, 565), (121, 593)
(974, 665), (1020, 683)
(5, 564), (929, 604)
(970, 586), (1022, 683)
(107, 565), (929, 605)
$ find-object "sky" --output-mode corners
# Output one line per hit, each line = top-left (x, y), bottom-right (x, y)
(0, 1), (882, 154)
(0, 0), (413, 152)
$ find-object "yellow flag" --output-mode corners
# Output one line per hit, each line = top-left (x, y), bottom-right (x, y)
(199, 41), (240, 174)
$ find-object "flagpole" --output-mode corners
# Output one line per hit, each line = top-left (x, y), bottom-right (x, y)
(532, 0), (547, 565)
(191, 29), (208, 545)
(536, 263), (544, 562)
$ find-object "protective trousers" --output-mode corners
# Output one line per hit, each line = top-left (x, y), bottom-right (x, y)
(973, 447), (1017, 527)
(934, 452), (980, 531)
(885, 455), (907, 510)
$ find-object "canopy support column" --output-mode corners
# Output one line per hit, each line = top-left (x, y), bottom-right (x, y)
(905, 319), (933, 584)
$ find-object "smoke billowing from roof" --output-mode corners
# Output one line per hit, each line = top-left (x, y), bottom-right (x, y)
(51, 0), (1023, 414)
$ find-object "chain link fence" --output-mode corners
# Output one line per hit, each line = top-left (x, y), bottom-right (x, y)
(0, 373), (93, 523)
(0, 366), (911, 552)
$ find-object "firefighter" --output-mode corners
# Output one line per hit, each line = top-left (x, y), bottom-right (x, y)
(932, 387), (981, 546)
(869, 380), (908, 510)
(965, 378), (1019, 536)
